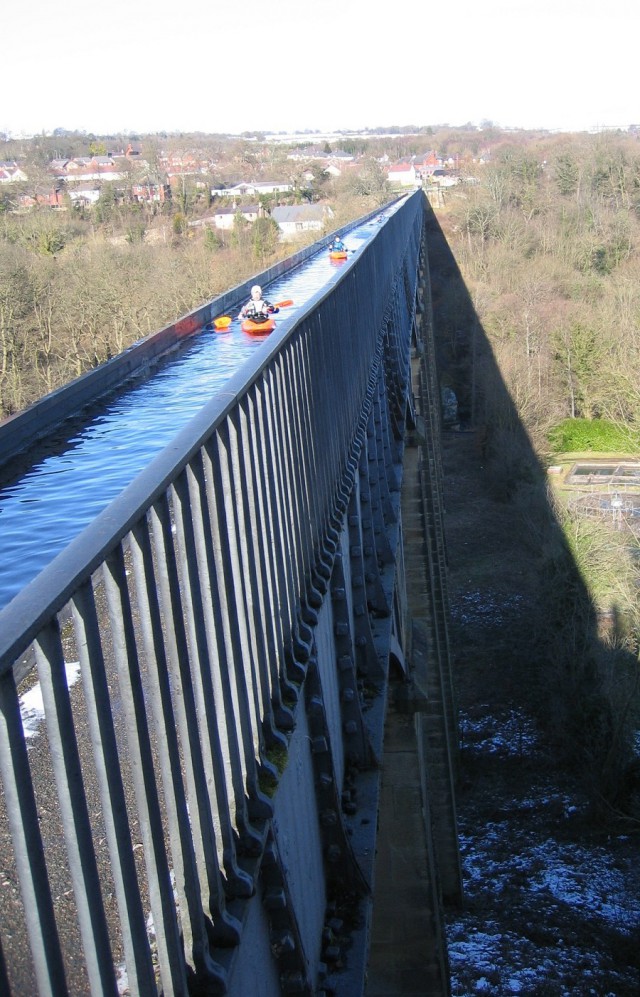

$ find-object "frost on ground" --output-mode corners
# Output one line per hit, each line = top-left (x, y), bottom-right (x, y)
(449, 589), (526, 630)
(446, 710), (640, 996)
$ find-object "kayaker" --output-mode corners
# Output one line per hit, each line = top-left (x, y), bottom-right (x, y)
(238, 285), (279, 320)
(329, 237), (346, 252)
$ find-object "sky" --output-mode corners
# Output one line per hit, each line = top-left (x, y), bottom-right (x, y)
(3, 0), (640, 138)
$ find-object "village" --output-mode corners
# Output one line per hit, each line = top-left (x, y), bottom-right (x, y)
(0, 140), (476, 238)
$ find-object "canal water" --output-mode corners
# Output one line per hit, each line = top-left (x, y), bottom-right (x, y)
(0, 210), (397, 610)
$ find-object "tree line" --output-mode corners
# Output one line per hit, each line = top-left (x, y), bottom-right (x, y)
(438, 131), (640, 441)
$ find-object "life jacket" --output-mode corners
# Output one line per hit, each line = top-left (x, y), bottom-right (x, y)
(245, 302), (272, 322)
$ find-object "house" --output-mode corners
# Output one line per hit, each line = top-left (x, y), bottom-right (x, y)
(161, 152), (210, 176)
(211, 180), (292, 198)
(51, 157), (127, 182)
(17, 187), (66, 209)
(0, 163), (28, 184)
(387, 159), (417, 187)
(49, 159), (71, 176)
(414, 151), (441, 175)
(387, 151), (447, 187)
(286, 146), (328, 161)
(250, 180), (292, 197)
(428, 170), (460, 188)
(192, 203), (262, 231)
(68, 188), (102, 206)
(130, 180), (171, 204)
(271, 204), (334, 239)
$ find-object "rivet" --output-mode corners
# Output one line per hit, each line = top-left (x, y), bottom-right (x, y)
(264, 888), (287, 910)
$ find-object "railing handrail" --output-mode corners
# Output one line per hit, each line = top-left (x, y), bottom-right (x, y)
(0, 190), (426, 996)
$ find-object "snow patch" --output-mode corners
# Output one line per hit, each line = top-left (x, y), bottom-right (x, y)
(19, 661), (81, 738)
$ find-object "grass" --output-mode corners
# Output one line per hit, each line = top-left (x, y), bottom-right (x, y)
(547, 418), (640, 455)
(258, 742), (290, 797)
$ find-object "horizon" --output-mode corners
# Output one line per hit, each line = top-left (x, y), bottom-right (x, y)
(3, 122), (638, 147)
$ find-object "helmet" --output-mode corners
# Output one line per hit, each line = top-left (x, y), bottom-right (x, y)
(251, 285), (262, 295)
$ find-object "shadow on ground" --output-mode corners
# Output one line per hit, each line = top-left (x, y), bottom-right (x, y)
(423, 200), (640, 993)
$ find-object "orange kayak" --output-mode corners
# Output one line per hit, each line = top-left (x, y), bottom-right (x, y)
(329, 250), (347, 260)
(242, 316), (276, 335)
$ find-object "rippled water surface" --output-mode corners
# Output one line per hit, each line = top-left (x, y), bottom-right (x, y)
(0, 213), (395, 609)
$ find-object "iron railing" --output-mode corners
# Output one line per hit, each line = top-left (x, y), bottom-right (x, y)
(0, 191), (425, 995)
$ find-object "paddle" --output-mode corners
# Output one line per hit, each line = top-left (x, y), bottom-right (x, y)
(213, 299), (294, 330)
